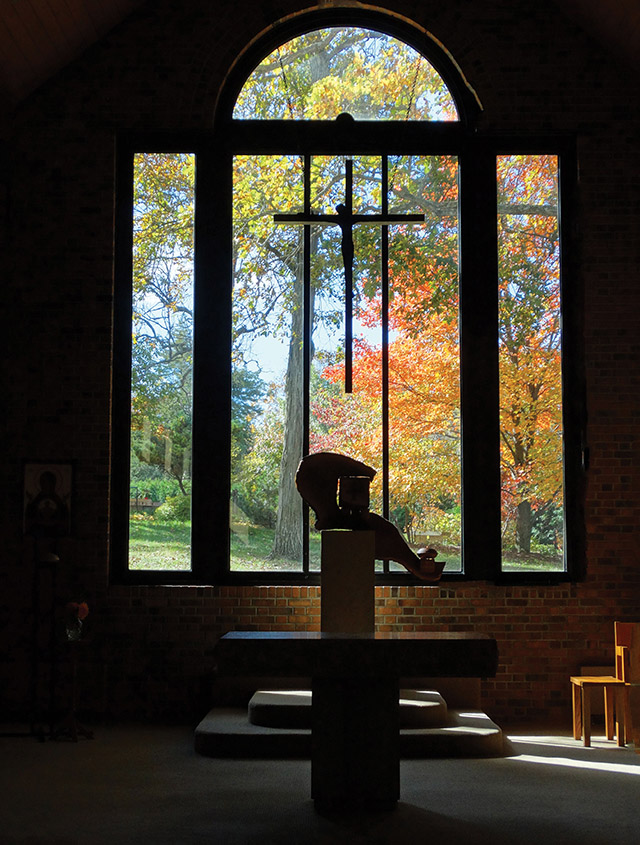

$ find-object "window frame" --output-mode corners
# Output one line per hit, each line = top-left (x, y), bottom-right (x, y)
(110, 15), (584, 587)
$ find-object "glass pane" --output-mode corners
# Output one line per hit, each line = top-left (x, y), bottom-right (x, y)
(498, 155), (564, 572)
(231, 155), (305, 572)
(308, 156), (384, 570)
(231, 153), (462, 577)
(233, 27), (458, 121)
(388, 156), (461, 573)
(129, 153), (195, 570)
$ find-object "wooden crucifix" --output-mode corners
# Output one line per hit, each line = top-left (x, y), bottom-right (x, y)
(274, 158), (424, 393)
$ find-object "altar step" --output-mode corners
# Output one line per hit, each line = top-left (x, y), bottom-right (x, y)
(195, 688), (504, 759)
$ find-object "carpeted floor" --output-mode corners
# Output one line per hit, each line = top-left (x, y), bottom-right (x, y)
(1, 723), (639, 844)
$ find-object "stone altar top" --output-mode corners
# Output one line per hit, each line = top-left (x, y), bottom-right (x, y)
(214, 631), (499, 679)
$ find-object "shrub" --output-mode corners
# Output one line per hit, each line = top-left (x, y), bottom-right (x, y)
(154, 494), (191, 522)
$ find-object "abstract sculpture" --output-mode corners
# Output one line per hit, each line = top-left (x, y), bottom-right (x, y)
(296, 452), (444, 583)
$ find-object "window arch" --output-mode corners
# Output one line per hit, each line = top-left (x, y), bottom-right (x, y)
(214, 11), (481, 127)
(233, 26), (459, 121)
(112, 12), (582, 586)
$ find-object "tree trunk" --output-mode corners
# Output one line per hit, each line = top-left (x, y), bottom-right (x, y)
(516, 499), (532, 554)
(270, 275), (305, 561)
(271, 229), (320, 562)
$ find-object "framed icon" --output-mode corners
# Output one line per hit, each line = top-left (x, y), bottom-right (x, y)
(23, 462), (73, 537)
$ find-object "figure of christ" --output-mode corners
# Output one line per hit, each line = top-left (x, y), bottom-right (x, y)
(296, 451), (445, 583)
(273, 157), (423, 394)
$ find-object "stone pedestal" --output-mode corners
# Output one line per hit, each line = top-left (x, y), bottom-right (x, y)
(320, 529), (375, 634)
(311, 674), (399, 809)
(316, 529), (394, 808)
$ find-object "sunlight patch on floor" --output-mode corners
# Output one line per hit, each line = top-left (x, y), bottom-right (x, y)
(511, 753), (640, 775)
(508, 733), (633, 751)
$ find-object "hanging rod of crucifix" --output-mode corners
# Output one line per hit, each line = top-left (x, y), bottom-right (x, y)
(274, 158), (424, 393)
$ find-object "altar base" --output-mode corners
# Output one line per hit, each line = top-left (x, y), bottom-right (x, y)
(312, 674), (399, 809)
(316, 529), (396, 807)
(199, 532), (499, 809)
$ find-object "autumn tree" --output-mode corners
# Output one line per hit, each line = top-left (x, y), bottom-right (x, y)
(310, 153), (563, 559)
(131, 153), (269, 510)
(232, 28), (457, 562)
(497, 154), (562, 554)
(310, 157), (462, 544)
(131, 152), (195, 500)
(131, 28), (563, 573)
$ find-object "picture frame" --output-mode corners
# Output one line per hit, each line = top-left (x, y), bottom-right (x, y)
(23, 461), (73, 537)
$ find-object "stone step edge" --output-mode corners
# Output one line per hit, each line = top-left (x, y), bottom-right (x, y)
(194, 707), (504, 759)
(248, 688), (448, 729)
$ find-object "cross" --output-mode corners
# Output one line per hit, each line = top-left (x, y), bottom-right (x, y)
(274, 158), (424, 393)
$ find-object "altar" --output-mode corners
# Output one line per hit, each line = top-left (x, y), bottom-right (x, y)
(213, 630), (499, 809)
(203, 472), (499, 810)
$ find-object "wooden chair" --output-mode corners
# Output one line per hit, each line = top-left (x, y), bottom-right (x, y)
(627, 623), (640, 753)
(570, 622), (639, 748)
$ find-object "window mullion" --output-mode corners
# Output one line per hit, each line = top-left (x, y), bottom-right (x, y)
(557, 148), (586, 581)
(303, 154), (311, 574)
(111, 144), (136, 584)
(458, 147), (501, 580)
(381, 155), (390, 575)
(194, 146), (233, 583)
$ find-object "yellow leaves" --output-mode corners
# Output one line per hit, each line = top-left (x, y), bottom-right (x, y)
(234, 28), (457, 122)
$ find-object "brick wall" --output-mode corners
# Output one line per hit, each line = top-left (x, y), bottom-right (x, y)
(2, 0), (640, 727)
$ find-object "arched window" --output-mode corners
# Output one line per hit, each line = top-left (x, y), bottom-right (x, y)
(232, 27), (458, 121)
(112, 13), (582, 585)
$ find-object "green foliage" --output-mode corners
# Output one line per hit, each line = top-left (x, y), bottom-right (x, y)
(532, 503), (564, 548)
(231, 389), (285, 527)
(232, 366), (267, 457)
(130, 474), (182, 505)
(154, 494), (191, 522)
(129, 29), (565, 573)
(130, 413), (192, 494)
(130, 152), (195, 501)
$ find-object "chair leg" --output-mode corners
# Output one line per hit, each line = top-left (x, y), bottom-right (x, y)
(572, 682), (582, 741)
(615, 686), (626, 747)
(604, 686), (615, 740)
(627, 685), (640, 753)
(582, 686), (591, 747)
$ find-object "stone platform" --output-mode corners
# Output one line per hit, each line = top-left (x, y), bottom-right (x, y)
(201, 631), (500, 806)
(195, 688), (504, 759)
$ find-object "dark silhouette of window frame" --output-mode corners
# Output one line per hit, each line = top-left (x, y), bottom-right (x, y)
(111, 9), (583, 586)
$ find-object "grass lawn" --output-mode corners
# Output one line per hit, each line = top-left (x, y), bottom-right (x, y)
(502, 553), (564, 572)
(129, 518), (563, 574)
(129, 518), (191, 570)
(230, 525), (322, 571)
(128, 519), (313, 571)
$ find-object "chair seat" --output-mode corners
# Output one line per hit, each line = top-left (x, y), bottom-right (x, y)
(570, 675), (624, 687)
(570, 675), (627, 747)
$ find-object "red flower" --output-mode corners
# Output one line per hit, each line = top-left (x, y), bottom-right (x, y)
(66, 601), (89, 620)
